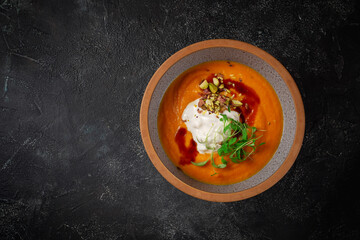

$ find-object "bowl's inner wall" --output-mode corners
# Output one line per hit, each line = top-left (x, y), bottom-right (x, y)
(148, 47), (296, 193)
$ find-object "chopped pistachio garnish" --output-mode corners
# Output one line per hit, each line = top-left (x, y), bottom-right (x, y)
(197, 73), (243, 114)
(199, 80), (209, 89)
(213, 78), (219, 86)
(232, 99), (243, 106)
(209, 83), (218, 93)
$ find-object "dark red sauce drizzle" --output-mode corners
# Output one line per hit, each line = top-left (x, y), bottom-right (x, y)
(224, 79), (260, 125)
(175, 128), (198, 165)
(206, 73), (217, 83)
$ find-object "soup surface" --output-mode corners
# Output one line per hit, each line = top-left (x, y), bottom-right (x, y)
(158, 61), (283, 185)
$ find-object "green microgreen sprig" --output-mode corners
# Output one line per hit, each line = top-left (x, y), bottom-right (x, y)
(218, 114), (264, 164)
(191, 114), (265, 174)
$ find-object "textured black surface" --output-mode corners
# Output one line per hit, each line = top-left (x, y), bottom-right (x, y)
(1, 0), (360, 239)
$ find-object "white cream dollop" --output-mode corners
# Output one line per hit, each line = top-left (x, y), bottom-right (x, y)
(182, 98), (240, 154)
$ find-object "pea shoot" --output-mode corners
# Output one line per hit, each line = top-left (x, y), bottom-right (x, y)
(191, 114), (264, 174)
(217, 114), (264, 164)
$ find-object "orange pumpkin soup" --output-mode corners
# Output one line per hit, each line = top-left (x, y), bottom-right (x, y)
(158, 61), (283, 185)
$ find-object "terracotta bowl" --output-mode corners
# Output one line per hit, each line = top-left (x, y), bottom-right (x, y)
(140, 39), (305, 202)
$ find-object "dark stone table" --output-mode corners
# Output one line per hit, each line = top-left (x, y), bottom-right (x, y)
(1, 0), (359, 239)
